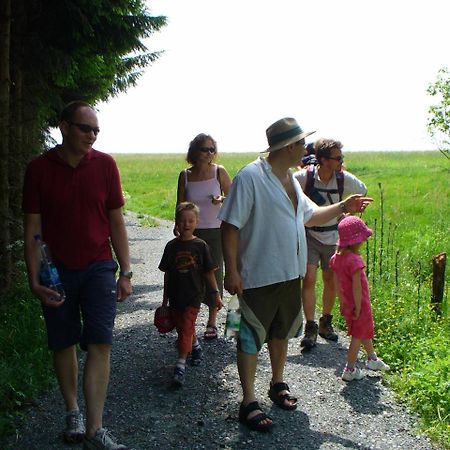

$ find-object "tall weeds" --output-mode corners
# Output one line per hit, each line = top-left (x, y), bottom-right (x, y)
(361, 183), (449, 445)
(0, 279), (54, 438)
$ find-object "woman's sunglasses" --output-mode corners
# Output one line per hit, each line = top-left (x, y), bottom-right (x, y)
(199, 147), (216, 154)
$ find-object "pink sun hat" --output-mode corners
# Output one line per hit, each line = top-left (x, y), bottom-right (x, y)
(337, 216), (373, 247)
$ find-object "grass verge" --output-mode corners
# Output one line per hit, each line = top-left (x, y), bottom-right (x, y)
(0, 276), (54, 440)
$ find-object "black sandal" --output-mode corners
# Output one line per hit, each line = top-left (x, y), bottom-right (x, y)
(238, 401), (273, 432)
(204, 325), (218, 340)
(268, 382), (298, 410)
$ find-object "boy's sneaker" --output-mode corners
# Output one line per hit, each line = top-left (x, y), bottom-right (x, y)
(83, 428), (129, 450)
(342, 367), (365, 382)
(366, 358), (390, 371)
(173, 366), (186, 386)
(190, 345), (203, 366)
(63, 410), (85, 443)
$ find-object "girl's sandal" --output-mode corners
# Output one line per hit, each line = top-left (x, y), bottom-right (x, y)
(238, 401), (273, 432)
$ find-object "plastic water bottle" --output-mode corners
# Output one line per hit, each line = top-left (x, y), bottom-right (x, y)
(224, 294), (241, 339)
(34, 234), (65, 301)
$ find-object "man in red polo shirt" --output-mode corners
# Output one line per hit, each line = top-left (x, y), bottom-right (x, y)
(23, 101), (132, 450)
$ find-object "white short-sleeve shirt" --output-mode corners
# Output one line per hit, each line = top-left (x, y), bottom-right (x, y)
(218, 157), (316, 290)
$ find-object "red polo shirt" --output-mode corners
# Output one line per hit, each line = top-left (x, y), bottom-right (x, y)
(22, 147), (125, 270)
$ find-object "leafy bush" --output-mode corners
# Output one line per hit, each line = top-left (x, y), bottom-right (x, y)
(0, 281), (54, 438)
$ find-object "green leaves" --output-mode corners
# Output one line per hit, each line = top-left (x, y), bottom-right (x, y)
(427, 67), (450, 159)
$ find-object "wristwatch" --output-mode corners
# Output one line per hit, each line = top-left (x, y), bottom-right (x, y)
(339, 202), (348, 213)
(119, 270), (133, 279)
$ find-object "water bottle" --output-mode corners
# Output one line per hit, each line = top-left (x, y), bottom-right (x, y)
(34, 234), (66, 301)
(224, 294), (241, 339)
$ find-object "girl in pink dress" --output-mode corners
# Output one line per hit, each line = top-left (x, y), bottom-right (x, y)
(330, 216), (390, 381)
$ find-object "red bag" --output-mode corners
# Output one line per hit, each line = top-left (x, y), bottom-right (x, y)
(154, 305), (175, 333)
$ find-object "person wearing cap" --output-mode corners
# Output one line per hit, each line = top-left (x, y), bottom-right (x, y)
(330, 216), (390, 381)
(299, 142), (317, 168)
(294, 139), (367, 350)
(219, 117), (373, 431)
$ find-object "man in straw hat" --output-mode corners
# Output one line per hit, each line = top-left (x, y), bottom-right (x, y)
(219, 117), (372, 431)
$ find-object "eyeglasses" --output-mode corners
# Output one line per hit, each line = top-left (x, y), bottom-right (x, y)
(199, 147), (216, 154)
(69, 122), (100, 136)
(326, 155), (344, 162)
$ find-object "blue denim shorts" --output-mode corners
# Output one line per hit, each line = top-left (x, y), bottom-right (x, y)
(41, 260), (119, 351)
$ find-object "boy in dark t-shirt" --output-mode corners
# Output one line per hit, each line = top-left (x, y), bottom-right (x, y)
(158, 202), (223, 386)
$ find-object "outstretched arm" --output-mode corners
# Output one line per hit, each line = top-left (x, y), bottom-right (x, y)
(306, 194), (373, 227)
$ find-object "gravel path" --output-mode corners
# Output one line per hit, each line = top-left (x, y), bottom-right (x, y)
(4, 213), (436, 450)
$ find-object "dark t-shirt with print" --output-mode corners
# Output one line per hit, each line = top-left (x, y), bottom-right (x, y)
(158, 237), (217, 310)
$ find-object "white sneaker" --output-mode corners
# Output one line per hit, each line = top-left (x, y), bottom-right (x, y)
(63, 410), (85, 443)
(83, 428), (128, 450)
(366, 358), (390, 371)
(342, 367), (365, 381)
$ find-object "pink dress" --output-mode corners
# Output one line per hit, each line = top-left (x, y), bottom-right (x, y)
(329, 252), (374, 339)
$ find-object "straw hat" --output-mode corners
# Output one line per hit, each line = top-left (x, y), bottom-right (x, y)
(264, 117), (315, 153)
(337, 216), (373, 247)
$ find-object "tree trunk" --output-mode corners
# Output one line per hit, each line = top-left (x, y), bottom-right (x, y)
(9, 64), (24, 277)
(0, 0), (12, 293)
(431, 252), (447, 316)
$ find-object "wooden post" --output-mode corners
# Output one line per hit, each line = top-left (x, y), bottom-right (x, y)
(431, 252), (447, 316)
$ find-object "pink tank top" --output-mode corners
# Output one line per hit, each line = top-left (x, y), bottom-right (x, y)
(185, 166), (222, 229)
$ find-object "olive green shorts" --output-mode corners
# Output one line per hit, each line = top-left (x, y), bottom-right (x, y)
(237, 277), (303, 354)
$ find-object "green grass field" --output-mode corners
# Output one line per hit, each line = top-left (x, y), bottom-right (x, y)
(114, 150), (450, 447)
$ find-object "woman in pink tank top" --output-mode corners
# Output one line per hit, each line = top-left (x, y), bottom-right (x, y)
(175, 133), (232, 340)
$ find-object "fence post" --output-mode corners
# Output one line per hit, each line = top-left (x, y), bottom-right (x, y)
(431, 252), (447, 316)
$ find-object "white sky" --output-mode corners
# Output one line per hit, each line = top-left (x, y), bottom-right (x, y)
(70, 0), (450, 153)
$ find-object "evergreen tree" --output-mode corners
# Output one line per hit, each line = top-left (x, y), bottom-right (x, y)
(0, 0), (167, 292)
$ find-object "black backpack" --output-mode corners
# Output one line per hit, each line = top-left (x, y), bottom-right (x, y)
(303, 166), (344, 232)
(304, 165), (344, 204)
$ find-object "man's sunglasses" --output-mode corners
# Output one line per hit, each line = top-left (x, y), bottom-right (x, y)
(199, 147), (216, 154)
(69, 122), (100, 136)
(326, 155), (344, 162)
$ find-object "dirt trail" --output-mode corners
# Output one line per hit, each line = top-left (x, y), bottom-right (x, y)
(3, 214), (436, 450)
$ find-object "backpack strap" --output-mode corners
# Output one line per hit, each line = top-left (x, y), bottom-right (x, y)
(184, 169), (188, 188)
(308, 224), (338, 232)
(304, 165), (315, 199)
(304, 166), (345, 204)
(216, 165), (223, 194)
(335, 170), (344, 201)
